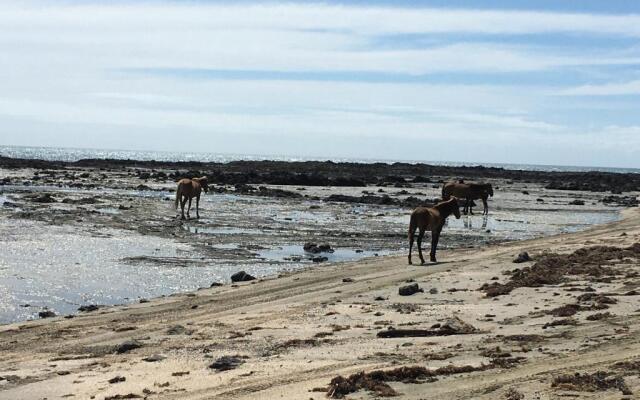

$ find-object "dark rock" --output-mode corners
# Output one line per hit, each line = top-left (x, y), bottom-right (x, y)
(601, 195), (639, 207)
(108, 376), (126, 384)
(569, 199), (585, 206)
(303, 242), (321, 253)
(115, 340), (143, 354)
(78, 304), (100, 312)
(209, 356), (245, 371)
(513, 252), (531, 263)
(210, 282), (224, 287)
(303, 242), (334, 254)
(38, 310), (56, 318)
(399, 283), (423, 296)
(312, 256), (329, 263)
(166, 325), (191, 335)
(29, 193), (56, 203)
(342, 278), (354, 283)
(143, 354), (166, 362)
(231, 271), (256, 282)
(318, 244), (334, 253)
(62, 196), (101, 204)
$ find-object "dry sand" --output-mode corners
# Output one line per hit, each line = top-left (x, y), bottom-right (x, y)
(1, 208), (640, 400)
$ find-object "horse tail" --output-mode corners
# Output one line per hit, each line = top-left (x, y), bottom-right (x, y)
(174, 182), (182, 209)
(408, 212), (418, 241)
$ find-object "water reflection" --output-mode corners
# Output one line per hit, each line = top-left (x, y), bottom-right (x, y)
(462, 215), (488, 230)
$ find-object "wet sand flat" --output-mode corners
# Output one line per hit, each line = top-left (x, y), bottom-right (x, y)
(1, 208), (639, 399)
(0, 160), (627, 324)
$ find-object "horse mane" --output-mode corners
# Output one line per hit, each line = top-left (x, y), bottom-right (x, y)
(434, 197), (457, 214)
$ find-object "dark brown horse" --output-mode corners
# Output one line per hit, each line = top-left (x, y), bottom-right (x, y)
(174, 177), (209, 220)
(408, 197), (461, 264)
(442, 181), (493, 215)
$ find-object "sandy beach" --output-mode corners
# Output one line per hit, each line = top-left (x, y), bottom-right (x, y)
(1, 203), (639, 399)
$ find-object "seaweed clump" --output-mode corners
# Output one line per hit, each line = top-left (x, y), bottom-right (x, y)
(552, 371), (632, 395)
(480, 244), (640, 297)
(326, 364), (491, 398)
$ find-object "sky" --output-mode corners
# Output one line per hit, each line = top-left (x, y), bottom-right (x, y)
(0, 1), (639, 167)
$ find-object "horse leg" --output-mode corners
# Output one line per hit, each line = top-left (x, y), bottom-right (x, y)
(430, 227), (442, 262)
(482, 197), (488, 215)
(187, 197), (192, 219)
(417, 227), (426, 265)
(196, 194), (200, 219)
(468, 198), (474, 215)
(408, 226), (417, 265)
(180, 196), (186, 220)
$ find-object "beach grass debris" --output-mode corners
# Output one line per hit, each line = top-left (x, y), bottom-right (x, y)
(326, 364), (492, 398)
(115, 340), (143, 354)
(551, 371), (632, 395)
(377, 317), (476, 338)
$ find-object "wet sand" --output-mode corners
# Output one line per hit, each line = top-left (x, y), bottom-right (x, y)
(1, 206), (639, 399)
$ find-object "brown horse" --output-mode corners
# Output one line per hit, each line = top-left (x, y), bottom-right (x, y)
(174, 177), (209, 220)
(408, 197), (461, 264)
(442, 181), (493, 215)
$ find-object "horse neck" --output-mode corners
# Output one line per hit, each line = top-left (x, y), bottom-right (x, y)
(435, 200), (455, 218)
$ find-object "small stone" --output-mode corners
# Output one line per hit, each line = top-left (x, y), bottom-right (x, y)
(513, 252), (531, 263)
(209, 356), (245, 371)
(143, 354), (166, 362)
(399, 283), (423, 296)
(166, 325), (191, 335)
(231, 271), (256, 282)
(108, 376), (126, 384)
(38, 310), (56, 319)
(78, 304), (100, 312)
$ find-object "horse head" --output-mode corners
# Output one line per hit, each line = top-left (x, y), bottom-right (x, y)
(196, 176), (209, 193)
(486, 184), (494, 197)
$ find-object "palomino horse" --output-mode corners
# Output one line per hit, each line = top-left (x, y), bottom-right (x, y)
(408, 197), (461, 264)
(174, 177), (209, 220)
(442, 181), (493, 215)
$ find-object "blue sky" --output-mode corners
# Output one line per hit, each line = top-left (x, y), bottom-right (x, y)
(0, 1), (639, 167)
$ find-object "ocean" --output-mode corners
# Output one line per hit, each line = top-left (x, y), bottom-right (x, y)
(1, 145), (638, 174)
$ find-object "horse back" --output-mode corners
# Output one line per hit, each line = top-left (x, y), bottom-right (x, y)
(176, 179), (201, 197)
(411, 206), (441, 229)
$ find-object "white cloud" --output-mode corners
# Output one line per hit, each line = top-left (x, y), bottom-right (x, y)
(560, 80), (640, 96)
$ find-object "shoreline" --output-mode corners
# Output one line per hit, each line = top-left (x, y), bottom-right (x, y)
(3, 154), (640, 195)
(1, 207), (639, 399)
